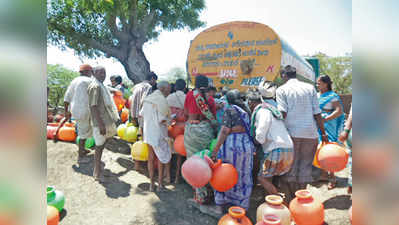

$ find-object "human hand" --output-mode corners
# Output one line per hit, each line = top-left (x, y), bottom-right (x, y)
(211, 150), (218, 161)
(338, 131), (348, 143)
(321, 134), (329, 143)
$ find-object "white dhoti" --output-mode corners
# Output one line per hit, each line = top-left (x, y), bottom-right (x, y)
(140, 91), (172, 164)
(93, 123), (117, 146)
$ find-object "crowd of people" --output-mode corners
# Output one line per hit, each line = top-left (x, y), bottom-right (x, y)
(61, 63), (352, 217)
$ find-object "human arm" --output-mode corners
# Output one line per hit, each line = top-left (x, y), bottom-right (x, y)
(339, 105), (352, 142)
(64, 101), (71, 121)
(89, 85), (106, 135)
(276, 89), (287, 119)
(323, 100), (343, 121)
(211, 126), (231, 160)
(315, 113), (328, 142)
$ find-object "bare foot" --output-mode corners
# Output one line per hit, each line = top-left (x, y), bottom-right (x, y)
(164, 176), (171, 184)
(174, 177), (180, 184)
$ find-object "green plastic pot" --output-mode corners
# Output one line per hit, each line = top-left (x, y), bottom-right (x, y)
(76, 137), (95, 148)
(47, 186), (65, 212)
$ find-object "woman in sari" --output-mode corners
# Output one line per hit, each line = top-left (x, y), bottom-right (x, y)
(211, 89), (255, 212)
(184, 75), (217, 207)
(316, 75), (345, 189)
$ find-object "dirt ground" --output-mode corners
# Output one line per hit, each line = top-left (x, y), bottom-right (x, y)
(47, 139), (351, 225)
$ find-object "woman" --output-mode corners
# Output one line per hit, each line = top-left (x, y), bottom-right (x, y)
(184, 75), (217, 205)
(211, 89), (255, 211)
(339, 104), (352, 194)
(316, 75), (345, 189)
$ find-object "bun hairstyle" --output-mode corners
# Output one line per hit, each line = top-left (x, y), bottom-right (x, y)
(195, 75), (210, 105)
(319, 75), (333, 91)
(226, 89), (251, 115)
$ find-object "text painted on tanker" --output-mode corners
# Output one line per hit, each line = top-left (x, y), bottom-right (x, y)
(241, 77), (265, 86)
(195, 38), (278, 51)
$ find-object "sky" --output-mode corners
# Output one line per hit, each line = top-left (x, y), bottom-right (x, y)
(47, 0), (352, 81)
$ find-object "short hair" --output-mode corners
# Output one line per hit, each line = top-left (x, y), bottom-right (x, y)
(157, 81), (170, 89)
(175, 79), (186, 91)
(93, 66), (106, 74)
(281, 65), (296, 78)
(146, 71), (158, 81)
(114, 75), (122, 84)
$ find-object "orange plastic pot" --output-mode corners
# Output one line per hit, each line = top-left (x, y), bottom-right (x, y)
(121, 108), (129, 123)
(317, 142), (349, 172)
(173, 135), (186, 156)
(218, 206), (253, 225)
(113, 91), (126, 111)
(58, 126), (77, 142)
(289, 190), (324, 225)
(210, 159), (238, 192)
(47, 205), (59, 225)
(181, 156), (212, 188)
(168, 122), (185, 139)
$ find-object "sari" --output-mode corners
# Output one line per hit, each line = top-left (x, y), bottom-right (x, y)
(318, 91), (345, 142)
(214, 105), (255, 210)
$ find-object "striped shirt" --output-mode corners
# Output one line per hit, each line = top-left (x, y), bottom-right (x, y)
(130, 81), (153, 118)
(276, 78), (321, 138)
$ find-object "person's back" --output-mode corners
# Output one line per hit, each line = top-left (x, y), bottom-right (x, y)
(276, 78), (320, 139)
(64, 73), (92, 120)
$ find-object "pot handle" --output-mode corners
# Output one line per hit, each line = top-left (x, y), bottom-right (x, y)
(211, 159), (222, 170)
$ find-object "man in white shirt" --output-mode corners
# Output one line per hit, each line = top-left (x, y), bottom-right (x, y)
(248, 81), (294, 197)
(276, 65), (327, 203)
(64, 64), (93, 163)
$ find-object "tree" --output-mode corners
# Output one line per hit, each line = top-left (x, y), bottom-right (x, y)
(47, 0), (205, 83)
(161, 67), (187, 83)
(312, 52), (352, 94)
(47, 64), (79, 108)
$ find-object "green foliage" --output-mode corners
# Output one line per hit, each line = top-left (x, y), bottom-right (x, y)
(47, 64), (79, 108)
(312, 52), (352, 94)
(47, 0), (205, 68)
(161, 67), (187, 83)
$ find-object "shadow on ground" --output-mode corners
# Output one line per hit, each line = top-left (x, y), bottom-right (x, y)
(72, 155), (133, 198)
(324, 195), (352, 210)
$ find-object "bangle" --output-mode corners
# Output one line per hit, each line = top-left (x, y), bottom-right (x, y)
(344, 128), (350, 133)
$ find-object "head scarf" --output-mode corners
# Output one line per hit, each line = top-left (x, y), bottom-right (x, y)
(258, 80), (276, 100)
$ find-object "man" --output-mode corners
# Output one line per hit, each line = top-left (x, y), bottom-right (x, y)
(276, 65), (328, 203)
(63, 64), (93, 163)
(88, 66), (120, 181)
(129, 71), (158, 171)
(166, 79), (186, 184)
(140, 81), (172, 191)
(247, 81), (294, 196)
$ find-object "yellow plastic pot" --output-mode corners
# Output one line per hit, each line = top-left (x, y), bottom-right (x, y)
(131, 141), (149, 161)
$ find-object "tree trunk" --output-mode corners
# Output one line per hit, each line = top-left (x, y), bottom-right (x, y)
(121, 45), (150, 84)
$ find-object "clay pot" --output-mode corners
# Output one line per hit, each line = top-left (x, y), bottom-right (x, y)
(58, 126), (76, 142)
(174, 135), (186, 156)
(317, 142), (349, 172)
(218, 206), (253, 225)
(120, 108), (129, 123)
(47, 186), (65, 212)
(47, 205), (59, 225)
(131, 141), (149, 161)
(289, 190), (324, 225)
(124, 124), (138, 143)
(117, 123), (127, 139)
(210, 159), (238, 192)
(181, 156), (212, 188)
(256, 215), (281, 225)
(256, 195), (290, 225)
(168, 122), (185, 139)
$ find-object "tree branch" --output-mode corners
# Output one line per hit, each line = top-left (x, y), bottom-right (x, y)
(51, 22), (122, 59)
(128, 0), (139, 38)
(105, 13), (130, 43)
(136, 10), (156, 45)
